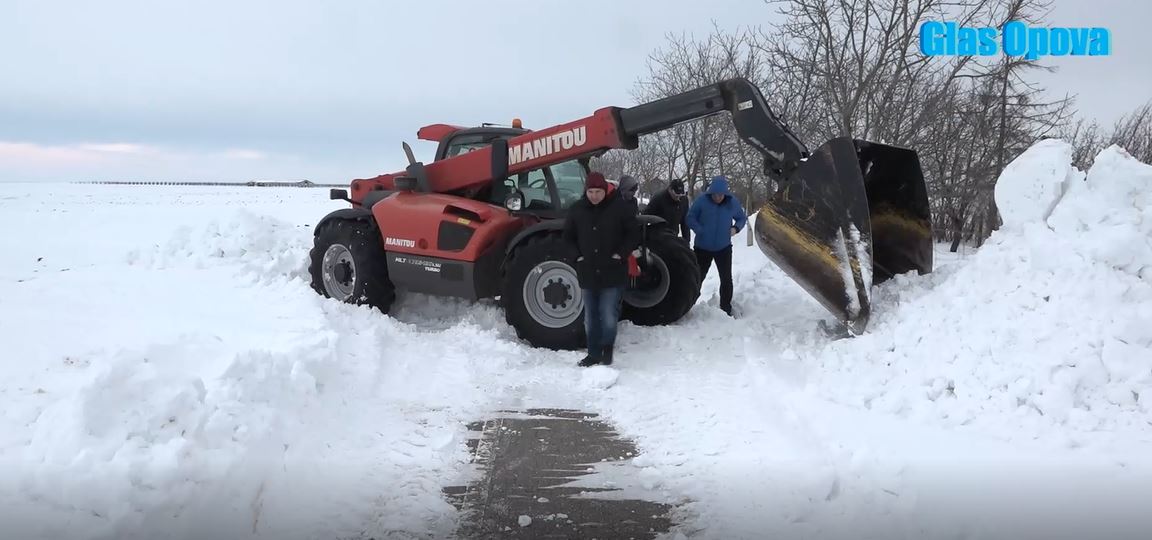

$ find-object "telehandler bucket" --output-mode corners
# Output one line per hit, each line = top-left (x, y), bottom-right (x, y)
(752, 137), (933, 335)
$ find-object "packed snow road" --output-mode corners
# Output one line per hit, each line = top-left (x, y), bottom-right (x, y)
(2, 143), (1151, 539)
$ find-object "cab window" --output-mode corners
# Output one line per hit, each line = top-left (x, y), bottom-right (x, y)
(485, 160), (587, 210)
(549, 160), (586, 209)
(445, 141), (487, 158)
(487, 169), (549, 210)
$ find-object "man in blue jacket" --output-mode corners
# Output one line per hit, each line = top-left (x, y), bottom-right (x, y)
(686, 175), (747, 316)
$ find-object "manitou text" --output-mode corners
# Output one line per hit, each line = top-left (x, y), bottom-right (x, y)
(385, 237), (416, 248)
(508, 126), (587, 166)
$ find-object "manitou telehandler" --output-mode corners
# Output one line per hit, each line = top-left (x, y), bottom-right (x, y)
(308, 77), (933, 349)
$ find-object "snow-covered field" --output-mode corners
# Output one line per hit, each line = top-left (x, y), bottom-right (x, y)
(2, 141), (1151, 540)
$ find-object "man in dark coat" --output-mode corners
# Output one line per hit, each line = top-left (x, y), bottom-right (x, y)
(562, 171), (642, 367)
(686, 175), (747, 317)
(643, 178), (690, 242)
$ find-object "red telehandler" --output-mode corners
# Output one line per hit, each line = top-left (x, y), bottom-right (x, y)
(309, 78), (933, 349)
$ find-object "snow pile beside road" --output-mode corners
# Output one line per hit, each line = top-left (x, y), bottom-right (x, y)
(0, 192), (519, 540)
(810, 141), (1152, 449)
(992, 138), (1080, 230)
(126, 210), (313, 282)
(15, 339), (331, 540)
(6, 302), (511, 540)
(1047, 145), (1152, 280)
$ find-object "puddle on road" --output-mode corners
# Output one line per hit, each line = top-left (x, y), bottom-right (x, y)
(444, 408), (676, 539)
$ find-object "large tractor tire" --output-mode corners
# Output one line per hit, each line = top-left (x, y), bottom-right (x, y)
(308, 218), (396, 313)
(501, 233), (586, 350)
(622, 230), (701, 326)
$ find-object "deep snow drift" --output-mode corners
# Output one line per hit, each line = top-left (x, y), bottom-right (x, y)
(1, 141), (1150, 540)
(809, 141), (1152, 443)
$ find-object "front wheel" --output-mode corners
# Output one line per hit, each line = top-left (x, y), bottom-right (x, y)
(501, 233), (586, 350)
(622, 229), (701, 325)
(308, 218), (396, 313)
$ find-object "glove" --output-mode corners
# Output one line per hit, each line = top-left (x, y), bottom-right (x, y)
(627, 253), (641, 279)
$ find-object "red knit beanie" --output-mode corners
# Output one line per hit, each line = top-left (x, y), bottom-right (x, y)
(585, 172), (609, 191)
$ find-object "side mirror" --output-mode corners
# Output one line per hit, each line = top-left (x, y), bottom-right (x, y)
(504, 190), (525, 212)
(329, 188), (351, 202)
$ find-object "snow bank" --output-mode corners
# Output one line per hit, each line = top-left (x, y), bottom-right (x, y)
(14, 340), (327, 540)
(4, 167), (1150, 540)
(0, 193), (520, 540)
(810, 141), (1152, 448)
(1047, 145), (1152, 280)
(578, 141), (1152, 539)
(993, 138), (1081, 231)
(5, 313), (497, 540)
(126, 210), (313, 283)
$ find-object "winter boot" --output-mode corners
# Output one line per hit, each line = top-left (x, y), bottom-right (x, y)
(577, 350), (602, 367)
(601, 346), (614, 366)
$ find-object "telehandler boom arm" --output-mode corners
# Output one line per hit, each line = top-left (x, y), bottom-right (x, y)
(351, 78), (807, 198)
(616, 78), (809, 183)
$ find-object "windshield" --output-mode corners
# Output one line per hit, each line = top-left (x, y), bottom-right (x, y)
(446, 141), (486, 157)
(550, 160), (586, 209)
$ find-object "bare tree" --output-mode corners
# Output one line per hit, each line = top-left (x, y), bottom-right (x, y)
(1105, 101), (1152, 163)
(618, 0), (1080, 249)
(1063, 116), (1104, 170)
(754, 0), (1075, 249)
(626, 24), (776, 201)
(757, 0), (998, 142)
(1061, 100), (1152, 170)
(960, 0), (1073, 240)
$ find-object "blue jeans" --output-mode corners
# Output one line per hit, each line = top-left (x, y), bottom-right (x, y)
(582, 286), (625, 354)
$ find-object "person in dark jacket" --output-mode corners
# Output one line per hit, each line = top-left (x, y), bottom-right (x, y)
(616, 174), (641, 215)
(686, 175), (747, 316)
(643, 178), (690, 242)
(562, 171), (642, 366)
(615, 174), (644, 284)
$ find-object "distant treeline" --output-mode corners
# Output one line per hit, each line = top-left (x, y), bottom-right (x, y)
(78, 180), (346, 187)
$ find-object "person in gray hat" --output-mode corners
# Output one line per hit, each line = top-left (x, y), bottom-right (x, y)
(616, 174), (641, 215)
(642, 178), (690, 242)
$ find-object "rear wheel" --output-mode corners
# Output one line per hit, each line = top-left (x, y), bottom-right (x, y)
(308, 218), (396, 313)
(501, 233), (585, 350)
(622, 229), (701, 325)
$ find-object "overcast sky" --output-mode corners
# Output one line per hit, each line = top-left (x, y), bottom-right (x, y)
(1, 0), (1148, 183)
